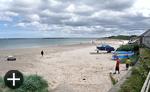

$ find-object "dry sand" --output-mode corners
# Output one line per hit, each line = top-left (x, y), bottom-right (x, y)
(0, 39), (129, 92)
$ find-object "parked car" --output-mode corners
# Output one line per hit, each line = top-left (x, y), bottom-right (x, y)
(96, 44), (115, 53)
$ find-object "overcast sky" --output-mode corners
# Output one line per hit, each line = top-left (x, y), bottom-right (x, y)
(0, 0), (149, 38)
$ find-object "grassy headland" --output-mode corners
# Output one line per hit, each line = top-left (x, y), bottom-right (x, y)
(107, 35), (138, 40)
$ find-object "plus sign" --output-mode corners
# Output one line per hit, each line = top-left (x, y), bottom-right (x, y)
(7, 73), (20, 86)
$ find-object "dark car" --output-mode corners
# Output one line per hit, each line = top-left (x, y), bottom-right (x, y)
(96, 44), (115, 53)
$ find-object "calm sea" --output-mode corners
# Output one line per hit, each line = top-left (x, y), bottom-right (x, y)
(0, 38), (95, 49)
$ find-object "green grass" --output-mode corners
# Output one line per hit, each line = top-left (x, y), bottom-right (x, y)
(0, 75), (49, 92)
(119, 48), (150, 92)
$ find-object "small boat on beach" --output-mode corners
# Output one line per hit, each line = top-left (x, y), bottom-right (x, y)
(112, 51), (134, 60)
(7, 56), (16, 61)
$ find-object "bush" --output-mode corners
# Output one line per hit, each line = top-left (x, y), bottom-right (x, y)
(130, 55), (139, 65)
(120, 64), (148, 92)
(17, 75), (49, 92)
(119, 48), (150, 92)
(120, 54), (139, 65)
(0, 75), (49, 92)
(120, 74), (144, 92)
(109, 73), (118, 85)
(117, 44), (139, 52)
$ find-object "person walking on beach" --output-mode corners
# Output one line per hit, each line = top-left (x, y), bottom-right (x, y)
(126, 58), (131, 70)
(114, 58), (120, 74)
(41, 50), (44, 56)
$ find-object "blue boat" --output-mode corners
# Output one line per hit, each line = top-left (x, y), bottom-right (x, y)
(113, 51), (133, 54)
(112, 51), (134, 60)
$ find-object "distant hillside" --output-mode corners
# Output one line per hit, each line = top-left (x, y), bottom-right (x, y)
(107, 35), (138, 40)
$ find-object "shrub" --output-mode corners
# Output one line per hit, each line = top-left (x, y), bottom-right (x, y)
(130, 54), (139, 65)
(120, 54), (139, 65)
(18, 75), (49, 92)
(109, 73), (118, 85)
(120, 74), (144, 92)
(117, 44), (139, 52)
(0, 75), (49, 92)
(120, 65), (147, 92)
(119, 48), (150, 92)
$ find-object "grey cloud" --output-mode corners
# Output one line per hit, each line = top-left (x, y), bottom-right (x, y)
(60, 0), (135, 11)
(0, 0), (149, 36)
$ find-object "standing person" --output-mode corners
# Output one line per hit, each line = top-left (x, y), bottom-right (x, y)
(41, 50), (44, 56)
(114, 58), (120, 74)
(126, 58), (131, 70)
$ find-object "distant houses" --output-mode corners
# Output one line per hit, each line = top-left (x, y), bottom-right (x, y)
(139, 29), (150, 48)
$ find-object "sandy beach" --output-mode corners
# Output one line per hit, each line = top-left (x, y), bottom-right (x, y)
(0, 39), (129, 92)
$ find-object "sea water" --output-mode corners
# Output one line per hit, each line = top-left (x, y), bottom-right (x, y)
(0, 38), (95, 49)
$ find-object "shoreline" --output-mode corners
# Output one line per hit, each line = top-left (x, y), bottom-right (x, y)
(0, 38), (127, 50)
(0, 42), (92, 51)
(0, 38), (96, 50)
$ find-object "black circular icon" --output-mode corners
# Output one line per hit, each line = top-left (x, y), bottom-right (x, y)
(4, 70), (24, 89)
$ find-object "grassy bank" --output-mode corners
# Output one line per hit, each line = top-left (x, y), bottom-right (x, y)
(119, 48), (150, 92)
(0, 75), (49, 92)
